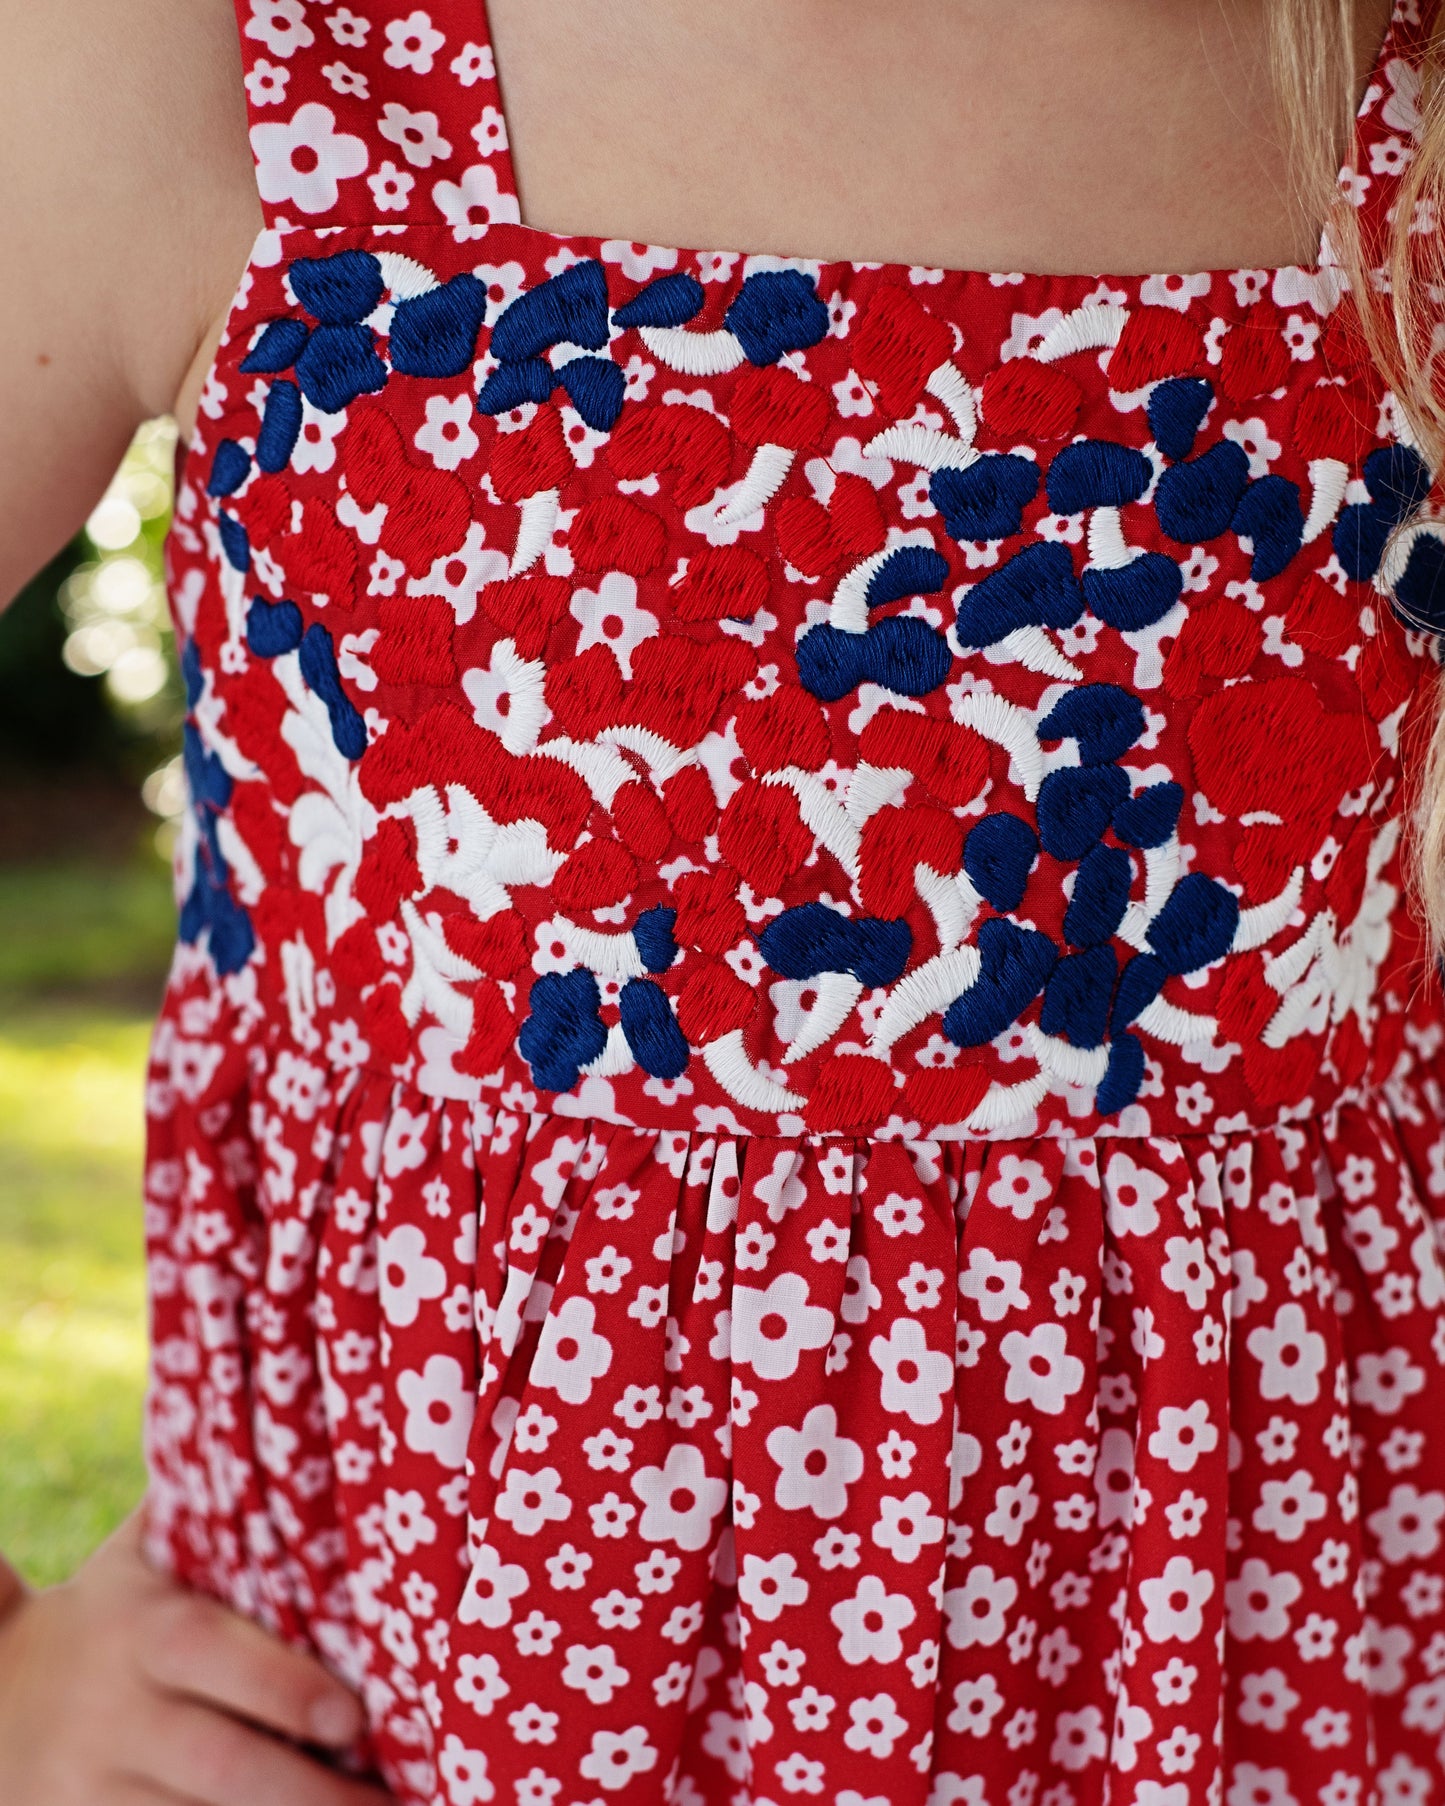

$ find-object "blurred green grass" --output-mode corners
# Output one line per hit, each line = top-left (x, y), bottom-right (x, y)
(0, 853), (174, 1585)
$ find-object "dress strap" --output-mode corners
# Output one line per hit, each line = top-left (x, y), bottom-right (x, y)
(1331, 0), (1442, 270)
(230, 0), (521, 232)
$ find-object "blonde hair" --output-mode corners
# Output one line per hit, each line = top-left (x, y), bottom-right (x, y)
(1265, 0), (1445, 943)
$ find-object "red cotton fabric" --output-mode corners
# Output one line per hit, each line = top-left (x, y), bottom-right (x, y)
(141, 4), (1445, 1803)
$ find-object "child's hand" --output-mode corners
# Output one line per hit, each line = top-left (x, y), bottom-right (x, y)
(0, 1509), (393, 1805)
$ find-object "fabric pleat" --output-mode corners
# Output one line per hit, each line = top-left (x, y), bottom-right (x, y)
(140, 1021), (1445, 1806)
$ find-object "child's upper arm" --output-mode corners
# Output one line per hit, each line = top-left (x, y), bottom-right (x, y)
(0, 0), (262, 607)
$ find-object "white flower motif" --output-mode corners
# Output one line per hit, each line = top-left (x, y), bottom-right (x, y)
(414, 393), (481, 471)
(245, 0), (313, 59)
(1138, 1554), (1215, 1643)
(569, 571), (660, 677)
(406, 521), (508, 624)
(530, 1296), (614, 1406)
(1225, 1557), (1303, 1641)
(1366, 1483), (1445, 1564)
(1246, 1303), (1329, 1406)
(1253, 1470), (1329, 1545)
(560, 1641), (630, 1706)
(471, 106), (509, 158)
(288, 398), (349, 476)
(731, 1273), (834, 1381)
(384, 9), (446, 73)
(438, 1734), (495, 1805)
(378, 102), (452, 169)
(1104, 1150), (1170, 1236)
(985, 1153), (1052, 1219)
(831, 1574), (916, 1664)
(450, 40), (495, 85)
(494, 1466), (572, 1536)
(868, 1318), (953, 1424)
(958, 1247), (1030, 1321)
(455, 1651), (508, 1716)
(1147, 1400), (1219, 1475)
(738, 1551), (809, 1622)
(999, 1322), (1086, 1416)
(578, 1725), (658, 1793)
(871, 1491), (945, 1563)
(943, 1563), (1018, 1648)
(250, 103), (368, 215)
(396, 1353), (475, 1468)
(843, 1691), (908, 1758)
(376, 1222), (447, 1328)
(631, 1443), (728, 1550)
(1139, 270), (1214, 312)
(433, 163), (524, 234)
(601, 240), (680, 282)
(766, 1404), (865, 1519)
(368, 160), (415, 214)
(244, 58), (290, 106)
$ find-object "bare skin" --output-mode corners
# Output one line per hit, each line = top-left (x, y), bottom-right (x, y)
(0, 0), (1393, 1796)
(0, 1514), (391, 1804)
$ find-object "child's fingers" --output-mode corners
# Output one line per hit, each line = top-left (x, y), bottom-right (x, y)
(127, 1696), (390, 1806)
(135, 1591), (366, 1750)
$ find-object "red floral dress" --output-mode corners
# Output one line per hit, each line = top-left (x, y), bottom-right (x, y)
(141, 4), (1445, 1803)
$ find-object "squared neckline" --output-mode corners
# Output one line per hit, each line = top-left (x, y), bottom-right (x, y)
(476, 0), (1410, 292)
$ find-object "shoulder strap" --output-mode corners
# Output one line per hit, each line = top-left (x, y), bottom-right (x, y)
(1333, 0), (1441, 269)
(230, 0), (521, 231)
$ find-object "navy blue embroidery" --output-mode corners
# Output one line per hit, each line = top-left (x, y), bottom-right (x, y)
(557, 356), (627, 432)
(288, 249), (385, 324)
(1095, 1030), (1145, 1114)
(476, 359), (557, 415)
(1393, 523), (1445, 631)
(1145, 873), (1240, 974)
(1081, 553), (1183, 632)
(760, 903), (912, 989)
(176, 642), (255, 978)
(1335, 445), (1434, 582)
(1037, 684), (1144, 765)
(931, 455), (1039, 541)
(1111, 953), (1167, 1030)
(519, 969), (608, 1091)
(491, 259), (611, 362)
(1147, 378), (1213, 462)
(1063, 845), (1133, 947)
(1040, 944), (1117, 1047)
(1231, 475), (1304, 583)
(389, 273), (491, 379)
(239, 317), (311, 375)
(246, 597), (305, 658)
(218, 512), (251, 573)
(943, 918), (1058, 1046)
(1154, 439), (1251, 543)
(954, 541), (1082, 647)
(867, 546), (950, 610)
(796, 616), (952, 700)
(207, 440), (251, 499)
(612, 273), (705, 330)
(1036, 765), (1131, 861)
(963, 814), (1039, 914)
(618, 978), (691, 1079)
(256, 379), (304, 474)
(1045, 440), (1152, 513)
(1113, 781), (1184, 849)
(298, 624), (368, 760)
(294, 323), (389, 413)
(633, 905), (679, 974)
(724, 271), (830, 365)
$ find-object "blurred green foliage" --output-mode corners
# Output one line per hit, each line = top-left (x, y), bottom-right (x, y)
(0, 420), (184, 801)
(0, 424), (182, 1583)
(0, 1001), (154, 1585)
(0, 851), (176, 1584)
